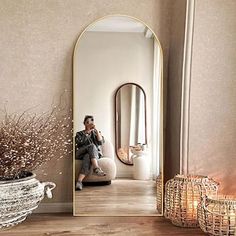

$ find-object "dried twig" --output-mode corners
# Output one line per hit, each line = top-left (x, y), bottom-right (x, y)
(0, 103), (72, 180)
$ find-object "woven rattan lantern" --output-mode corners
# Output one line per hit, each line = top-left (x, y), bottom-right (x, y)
(156, 173), (163, 214)
(198, 195), (236, 235)
(164, 174), (219, 227)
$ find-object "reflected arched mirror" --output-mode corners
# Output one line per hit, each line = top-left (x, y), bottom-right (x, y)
(73, 15), (163, 216)
(115, 83), (147, 165)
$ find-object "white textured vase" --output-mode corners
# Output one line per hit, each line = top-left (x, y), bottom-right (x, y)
(0, 172), (56, 229)
(132, 149), (150, 180)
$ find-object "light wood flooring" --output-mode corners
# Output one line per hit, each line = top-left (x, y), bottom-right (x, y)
(74, 179), (159, 215)
(0, 214), (205, 236)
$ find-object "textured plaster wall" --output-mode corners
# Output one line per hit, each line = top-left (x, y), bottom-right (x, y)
(189, 0), (236, 194)
(0, 0), (172, 204)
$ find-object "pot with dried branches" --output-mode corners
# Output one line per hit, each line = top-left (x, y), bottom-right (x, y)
(0, 105), (72, 229)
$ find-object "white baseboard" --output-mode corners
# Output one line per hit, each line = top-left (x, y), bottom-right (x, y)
(33, 202), (73, 213)
(116, 172), (133, 178)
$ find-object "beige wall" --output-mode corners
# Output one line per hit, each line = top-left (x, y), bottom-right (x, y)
(74, 31), (154, 178)
(2, 0), (234, 210)
(0, 0), (172, 206)
(165, 0), (187, 181)
(189, 0), (236, 194)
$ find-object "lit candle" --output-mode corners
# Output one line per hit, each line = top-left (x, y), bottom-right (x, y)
(186, 199), (199, 219)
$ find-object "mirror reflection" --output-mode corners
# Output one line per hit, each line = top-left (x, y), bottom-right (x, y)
(115, 83), (147, 165)
(73, 16), (163, 216)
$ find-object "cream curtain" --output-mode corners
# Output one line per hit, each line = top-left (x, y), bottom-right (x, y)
(151, 39), (162, 179)
(129, 86), (145, 146)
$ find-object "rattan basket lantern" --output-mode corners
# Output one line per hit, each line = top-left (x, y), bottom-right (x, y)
(156, 173), (163, 214)
(164, 175), (218, 227)
(198, 195), (236, 236)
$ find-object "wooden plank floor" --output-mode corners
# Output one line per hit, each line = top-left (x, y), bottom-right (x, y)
(75, 179), (158, 215)
(0, 214), (205, 236)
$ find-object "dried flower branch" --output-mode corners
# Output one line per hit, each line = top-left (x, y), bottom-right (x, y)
(0, 104), (72, 180)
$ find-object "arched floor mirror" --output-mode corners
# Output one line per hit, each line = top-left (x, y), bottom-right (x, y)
(73, 15), (163, 216)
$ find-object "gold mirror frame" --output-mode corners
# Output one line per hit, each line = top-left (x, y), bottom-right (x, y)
(72, 14), (164, 216)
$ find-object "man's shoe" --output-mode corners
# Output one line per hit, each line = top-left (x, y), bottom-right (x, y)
(75, 181), (83, 191)
(93, 167), (106, 176)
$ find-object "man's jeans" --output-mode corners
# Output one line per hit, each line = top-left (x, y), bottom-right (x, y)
(77, 144), (100, 175)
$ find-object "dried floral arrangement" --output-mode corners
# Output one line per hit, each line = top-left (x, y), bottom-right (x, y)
(0, 103), (72, 181)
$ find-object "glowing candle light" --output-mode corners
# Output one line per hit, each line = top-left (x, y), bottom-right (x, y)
(198, 195), (236, 235)
(164, 175), (218, 228)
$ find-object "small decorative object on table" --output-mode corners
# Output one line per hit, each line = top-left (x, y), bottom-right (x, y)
(198, 195), (236, 236)
(0, 104), (72, 229)
(164, 174), (219, 227)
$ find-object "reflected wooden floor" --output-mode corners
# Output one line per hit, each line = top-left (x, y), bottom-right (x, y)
(74, 179), (159, 215)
